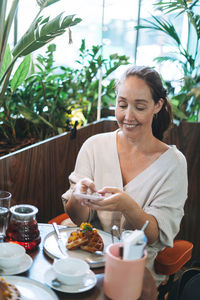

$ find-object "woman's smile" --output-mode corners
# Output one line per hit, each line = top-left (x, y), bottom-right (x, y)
(122, 122), (140, 129)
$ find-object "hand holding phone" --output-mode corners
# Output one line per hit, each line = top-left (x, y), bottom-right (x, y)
(73, 192), (104, 201)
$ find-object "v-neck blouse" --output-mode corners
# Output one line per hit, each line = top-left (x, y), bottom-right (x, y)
(66, 130), (188, 285)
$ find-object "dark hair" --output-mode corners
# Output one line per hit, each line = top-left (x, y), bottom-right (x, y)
(116, 65), (173, 141)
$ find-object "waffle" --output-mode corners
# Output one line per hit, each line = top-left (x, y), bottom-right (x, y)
(66, 229), (88, 250)
(66, 223), (104, 253)
(0, 278), (21, 300)
(80, 231), (104, 253)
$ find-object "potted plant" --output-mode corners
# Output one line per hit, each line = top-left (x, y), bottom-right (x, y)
(0, 0), (81, 152)
(135, 0), (200, 122)
(0, 39), (129, 156)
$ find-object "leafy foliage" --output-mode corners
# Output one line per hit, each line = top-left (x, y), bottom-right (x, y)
(135, 0), (200, 121)
(0, 40), (129, 143)
(0, 0), (81, 98)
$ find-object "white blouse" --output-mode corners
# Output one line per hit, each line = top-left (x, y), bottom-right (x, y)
(63, 130), (188, 285)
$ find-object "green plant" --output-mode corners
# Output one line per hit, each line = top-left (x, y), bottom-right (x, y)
(0, 0), (81, 142)
(135, 0), (200, 122)
(13, 44), (77, 140)
(68, 39), (130, 123)
(0, 40), (129, 144)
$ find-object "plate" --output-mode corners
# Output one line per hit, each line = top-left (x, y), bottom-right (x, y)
(0, 254), (33, 275)
(45, 268), (97, 293)
(43, 227), (117, 268)
(1, 276), (59, 300)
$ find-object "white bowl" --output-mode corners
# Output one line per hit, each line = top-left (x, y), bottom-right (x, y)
(0, 243), (25, 269)
(53, 257), (90, 285)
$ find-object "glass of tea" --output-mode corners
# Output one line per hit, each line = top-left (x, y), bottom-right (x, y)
(5, 204), (41, 251)
(0, 191), (12, 242)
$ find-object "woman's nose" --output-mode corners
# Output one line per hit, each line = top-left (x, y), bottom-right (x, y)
(126, 106), (135, 119)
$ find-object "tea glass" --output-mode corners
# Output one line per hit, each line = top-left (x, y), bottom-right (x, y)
(5, 204), (41, 251)
(0, 191), (11, 242)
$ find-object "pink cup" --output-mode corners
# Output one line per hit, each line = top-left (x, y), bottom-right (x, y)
(104, 242), (147, 300)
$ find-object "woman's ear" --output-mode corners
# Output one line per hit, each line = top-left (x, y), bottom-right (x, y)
(154, 98), (164, 114)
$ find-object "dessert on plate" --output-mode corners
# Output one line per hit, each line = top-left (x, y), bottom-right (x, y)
(66, 222), (104, 253)
(0, 278), (21, 300)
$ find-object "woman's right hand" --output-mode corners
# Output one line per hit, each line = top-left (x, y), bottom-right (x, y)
(66, 178), (96, 225)
(73, 178), (97, 205)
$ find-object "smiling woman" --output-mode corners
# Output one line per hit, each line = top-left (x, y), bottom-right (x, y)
(115, 65), (173, 141)
(62, 65), (188, 292)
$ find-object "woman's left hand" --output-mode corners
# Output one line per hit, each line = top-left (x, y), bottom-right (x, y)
(85, 187), (133, 213)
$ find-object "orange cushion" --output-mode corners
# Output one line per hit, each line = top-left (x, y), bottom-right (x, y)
(48, 213), (69, 225)
(155, 240), (193, 275)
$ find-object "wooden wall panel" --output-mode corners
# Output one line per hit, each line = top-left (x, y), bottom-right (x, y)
(163, 122), (200, 261)
(0, 119), (118, 223)
(1, 119), (200, 260)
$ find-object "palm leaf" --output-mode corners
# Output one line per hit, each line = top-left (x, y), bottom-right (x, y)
(36, 0), (61, 8)
(0, 13), (81, 86)
(10, 55), (31, 91)
(0, 0), (19, 71)
(12, 14), (81, 57)
(0, 45), (11, 80)
(18, 105), (54, 128)
(135, 15), (181, 46)
(153, 0), (187, 14)
(153, 55), (185, 66)
(154, 0), (199, 14)
(171, 102), (187, 120)
(0, 0), (7, 50)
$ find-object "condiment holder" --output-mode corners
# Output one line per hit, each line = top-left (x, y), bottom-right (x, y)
(104, 242), (147, 300)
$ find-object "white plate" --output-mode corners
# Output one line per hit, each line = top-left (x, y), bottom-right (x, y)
(0, 254), (33, 275)
(2, 276), (58, 300)
(43, 227), (117, 268)
(45, 268), (97, 293)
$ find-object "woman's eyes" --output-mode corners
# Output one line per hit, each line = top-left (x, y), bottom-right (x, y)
(136, 107), (146, 111)
(118, 104), (146, 111)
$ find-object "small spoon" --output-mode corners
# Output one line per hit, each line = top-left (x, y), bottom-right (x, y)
(93, 250), (104, 256)
(111, 225), (120, 242)
(51, 278), (63, 287)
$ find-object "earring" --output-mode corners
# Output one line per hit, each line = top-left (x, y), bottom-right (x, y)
(154, 114), (157, 119)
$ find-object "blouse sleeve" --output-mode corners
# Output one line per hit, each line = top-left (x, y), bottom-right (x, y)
(144, 154), (188, 247)
(61, 138), (95, 220)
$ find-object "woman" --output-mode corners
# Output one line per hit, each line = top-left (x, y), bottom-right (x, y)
(62, 65), (188, 288)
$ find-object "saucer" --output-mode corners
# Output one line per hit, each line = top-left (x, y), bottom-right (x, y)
(0, 254), (33, 275)
(44, 268), (97, 293)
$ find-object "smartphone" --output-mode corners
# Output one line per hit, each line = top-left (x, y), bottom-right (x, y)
(73, 192), (104, 201)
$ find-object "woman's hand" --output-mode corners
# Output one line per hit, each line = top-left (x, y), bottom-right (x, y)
(66, 178), (96, 225)
(84, 186), (133, 213)
(73, 178), (97, 206)
(84, 186), (159, 244)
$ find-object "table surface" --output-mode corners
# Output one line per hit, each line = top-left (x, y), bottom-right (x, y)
(23, 223), (109, 300)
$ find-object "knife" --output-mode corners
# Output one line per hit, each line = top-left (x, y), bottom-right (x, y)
(52, 222), (68, 257)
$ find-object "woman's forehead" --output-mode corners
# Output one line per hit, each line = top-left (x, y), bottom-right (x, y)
(117, 77), (152, 100)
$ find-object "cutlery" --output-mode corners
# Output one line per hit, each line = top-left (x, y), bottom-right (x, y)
(85, 257), (105, 266)
(52, 222), (68, 257)
(93, 250), (104, 256)
(111, 225), (120, 242)
(51, 278), (63, 287)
